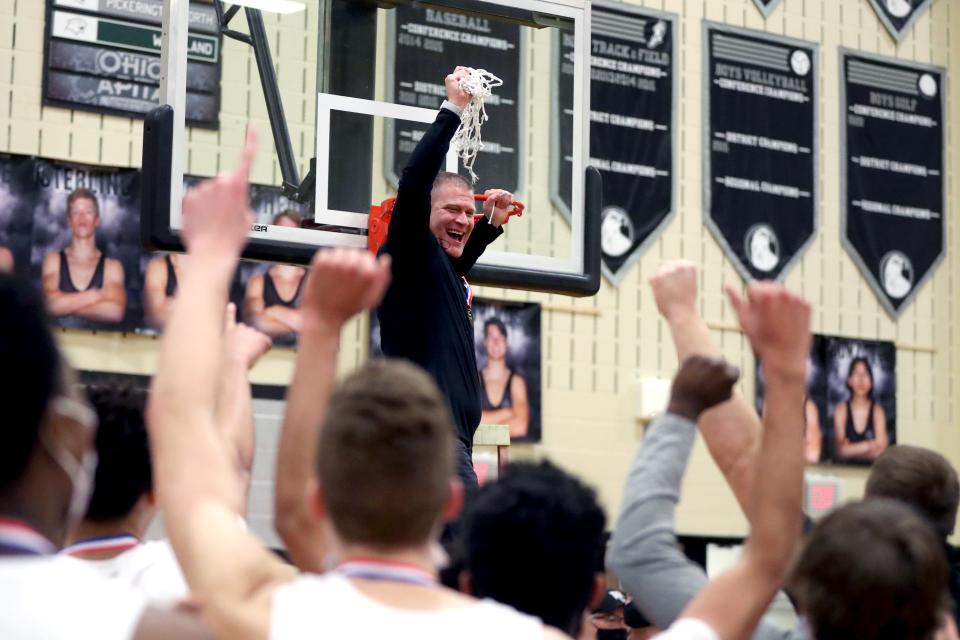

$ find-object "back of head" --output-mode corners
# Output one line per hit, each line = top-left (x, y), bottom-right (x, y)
(788, 498), (947, 640)
(83, 382), (151, 521)
(317, 359), (454, 548)
(866, 444), (959, 538)
(462, 460), (606, 635)
(0, 274), (61, 489)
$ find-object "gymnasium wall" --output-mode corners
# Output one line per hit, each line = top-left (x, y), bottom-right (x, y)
(1, 0), (956, 539)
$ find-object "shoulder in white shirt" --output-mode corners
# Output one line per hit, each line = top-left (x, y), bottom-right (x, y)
(0, 554), (146, 639)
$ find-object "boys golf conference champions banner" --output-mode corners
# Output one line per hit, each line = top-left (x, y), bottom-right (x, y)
(841, 51), (945, 318)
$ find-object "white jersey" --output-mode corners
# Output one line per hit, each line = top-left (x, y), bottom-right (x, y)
(271, 572), (545, 640)
(654, 619), (720, 640)
(66, 539), (188, 607)
(0, 554), (146, 639)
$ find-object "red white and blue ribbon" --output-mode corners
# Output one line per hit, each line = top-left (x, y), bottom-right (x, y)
(463, 277), (473, 309)
(62, 533), (139, 557)
(337, 557), (438, 588)
(0, 518), (56, 556)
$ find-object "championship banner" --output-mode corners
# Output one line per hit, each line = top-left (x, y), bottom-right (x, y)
(751, 0), (785, 18)
(841, 51), (944, 318)
(553, 3), (676, 284)
(867, 0), (935, 42)
(43, 0), (222, 126)
(704, 23), (818, 282)
(387, 6), (522, 194)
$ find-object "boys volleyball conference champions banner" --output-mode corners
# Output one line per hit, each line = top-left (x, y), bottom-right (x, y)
(704, 23), (818, 283)
(841, 51), (945, 318)
(553, 3), (677, 285)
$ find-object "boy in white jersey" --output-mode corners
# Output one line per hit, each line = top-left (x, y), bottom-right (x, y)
(62, 314), (270, 606)
(147, 130), (566, 639)
(0, 274), (210, 639)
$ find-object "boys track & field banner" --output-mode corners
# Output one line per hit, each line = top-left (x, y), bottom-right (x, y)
(553, 3), (676, 285)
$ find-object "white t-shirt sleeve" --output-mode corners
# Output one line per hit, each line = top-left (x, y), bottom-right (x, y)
(653, 618), (720, 640)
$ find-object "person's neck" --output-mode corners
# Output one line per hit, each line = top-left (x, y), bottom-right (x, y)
(485, 358), (508, 375)
(851, 395), (872, 407)
(0, 490), (64, 552)
(337, 542), (437, 574)
(272, 264), (305, 280)
(68, 236), (98, 257)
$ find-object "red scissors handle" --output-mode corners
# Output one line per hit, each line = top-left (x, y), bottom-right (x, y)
(472, 194), (525, 223)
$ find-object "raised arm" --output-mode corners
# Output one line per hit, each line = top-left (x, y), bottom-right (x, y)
(649, 261), (762, 521)
(386, 67), (470, 249)
(274, 248), (391, 572)
(676, 283), (810, 640)
(147, 131), (294, 621)
(216, 302), (272, 507)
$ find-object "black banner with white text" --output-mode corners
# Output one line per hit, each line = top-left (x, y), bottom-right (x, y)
(704, 24), (818, 282)
(387, 6), (521, 194)
(553, 3), (675, 284)
(841, 51), (944, 318)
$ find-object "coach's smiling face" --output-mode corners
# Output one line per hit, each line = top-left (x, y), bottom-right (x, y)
(430, 181), (476, 259)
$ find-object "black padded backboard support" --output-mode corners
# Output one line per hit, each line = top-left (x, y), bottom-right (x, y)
(140, 106), (602, 297)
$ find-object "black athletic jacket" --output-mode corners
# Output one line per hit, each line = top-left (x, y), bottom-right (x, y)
(377, 105), (503, 447)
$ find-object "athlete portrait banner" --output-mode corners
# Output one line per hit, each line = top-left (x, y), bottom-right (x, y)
(704, 23), (818, 282)
(553, 3), (676, 285)
(867, 0), (935, 42)
(369, 299), (542, 444)
(841, 51), (944, 318)
(387, 6), (522, 194)
(43, 0), (221, 126)
(751, 0), (785, 18)
(756, 334), (897, 467)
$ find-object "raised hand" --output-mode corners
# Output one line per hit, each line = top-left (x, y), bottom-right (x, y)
(482, 188), (514, 226)
(649, 260), (698, 324)
(725, 282), (811, 380)
(301, 248), (392, 331)
(667, 355), (740, 422)
(181, 129), (257, 259)
(445, 66), (472, 109)
(223, 302), (272, 371)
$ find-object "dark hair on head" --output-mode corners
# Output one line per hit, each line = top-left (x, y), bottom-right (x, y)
(317, 359), (454, 547)
(484, 317), (507, 340)
(846, 356), (874, 398)
(272, 209), (302, 227)
(787, 498), (948, 640)
(0, 274), (61, 489)
(432, 171), (473, 194)
(67, 188), (100, 217)
(83, 382), (152, 521)
(866, 445), (959, 538)
(462, 460), (607, 636)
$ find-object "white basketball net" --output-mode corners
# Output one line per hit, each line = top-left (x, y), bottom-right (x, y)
(451, 68), (503, 183)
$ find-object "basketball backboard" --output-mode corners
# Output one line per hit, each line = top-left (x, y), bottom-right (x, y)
(144, 0), (599, 295)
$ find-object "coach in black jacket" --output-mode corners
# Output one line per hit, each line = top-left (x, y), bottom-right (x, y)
(378, 66), (514, 492)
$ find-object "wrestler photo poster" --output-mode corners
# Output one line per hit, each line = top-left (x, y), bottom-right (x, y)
(0, 151), (309, 345)
(369, 299), (543, 443)
(756, 334), (896, 466)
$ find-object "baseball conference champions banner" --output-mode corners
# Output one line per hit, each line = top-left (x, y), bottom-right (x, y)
(841, 51), (945, 318)
(387, 6), (522, 194)
(867, 0), (935, 42)
(704, 23), (818, 282)
(751, 0), (785, 18)
(553, 3), (676, 284)
(43, 0), (221, 127)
